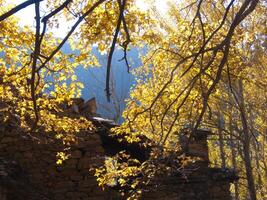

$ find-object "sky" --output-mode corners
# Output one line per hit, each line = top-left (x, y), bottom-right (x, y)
(12, 0), (168, 38)
(14, 0), (72, 38)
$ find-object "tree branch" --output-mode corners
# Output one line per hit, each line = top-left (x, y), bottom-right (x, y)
(0, 0), (43, 22)
(105, 0), (126, 101)
(37, 0), (106, 72)
(30, 1), (41, 131)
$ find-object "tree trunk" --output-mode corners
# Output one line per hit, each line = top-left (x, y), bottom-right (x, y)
(237, 80), (257, 200)
(249, 111), (264, 198)
(229, 110), (239, 200)
(218, 112), (226, 168)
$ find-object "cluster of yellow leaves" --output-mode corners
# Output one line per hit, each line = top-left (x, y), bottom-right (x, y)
(56, 151), (70, 165)
(0, 0), (151, 189)
(95, 151), (142, 199)
(1, 0), (266, 199)
(0, 2), (95, 150)
(95, 148), (197, 199)
(112, 1), (267, 199)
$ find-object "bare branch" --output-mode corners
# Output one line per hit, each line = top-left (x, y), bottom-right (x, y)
(0, 0), (43, 22)
(106, 0), (126, 101)
(39, 0), (72, 45)
(118, 13), (131, 72)
(30, 1), (41, 130)
(37, 0), (106, 72)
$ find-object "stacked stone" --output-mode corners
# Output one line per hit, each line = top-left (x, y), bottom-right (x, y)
(0, 113), (237, 200)
(0, 127), (113, 200)
(142, 129), (237, 200)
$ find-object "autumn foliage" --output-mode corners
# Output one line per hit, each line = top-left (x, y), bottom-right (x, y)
(0, 0), (266, 200)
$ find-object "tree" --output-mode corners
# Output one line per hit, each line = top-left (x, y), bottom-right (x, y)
(0, 0), (146, 130)
(113, 0), (265, 199)
(0, 0), (265, 199)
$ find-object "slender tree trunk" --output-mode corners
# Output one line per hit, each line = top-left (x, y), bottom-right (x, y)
(262, 129), (267, 186)
(237, 80), (257, 200)
(218, 112), (226, 168)
(229, 111), (239, 200)
(249, 113), (264, 198)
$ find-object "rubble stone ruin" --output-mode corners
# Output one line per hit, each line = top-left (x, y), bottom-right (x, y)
(0, 98), (238, 200)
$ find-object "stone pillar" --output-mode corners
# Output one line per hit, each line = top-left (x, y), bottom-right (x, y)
(179, 129), (210, 162)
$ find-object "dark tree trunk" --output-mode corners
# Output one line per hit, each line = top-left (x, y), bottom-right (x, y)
(218, 112), (226, 168)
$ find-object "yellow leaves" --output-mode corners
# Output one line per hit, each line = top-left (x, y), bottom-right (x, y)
(98, 43), (106, 53)
(0, 1), (265, 199)
(118, 178), (127, 186)
(56, 159), (63, 165)
(76, 53), (88, 62)
(76, 82), (84, 89)
(71, 74), (77, 81)
(56, 151), (70, 165)
(39, 107), (94, 134)
(95, 151), (142, 193)
(58, 75), (66, 82)
(130, 181), (138, 189)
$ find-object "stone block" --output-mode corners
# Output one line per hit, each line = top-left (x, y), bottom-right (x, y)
(1, 137), (17, 143)
(65, 158), (78, 166)
(54, 181), (75, 189)
(70, 174), (83, 181)
(66, 192), (88, 200)
(78, 157), (92, 170)
(54, 194), (66, 200)
(19, 144), (32, 151)
(71, 150), (82, 158)
(0, 144), (7, 149)
(79, 179), (98, 188)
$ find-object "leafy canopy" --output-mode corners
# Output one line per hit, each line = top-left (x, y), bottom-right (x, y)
(0, 0), (266, 199)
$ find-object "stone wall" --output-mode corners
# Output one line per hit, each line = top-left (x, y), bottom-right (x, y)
(142, 129), (236, 200)
(0, 119), (119, 200)
(0, 119), (237, 200)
